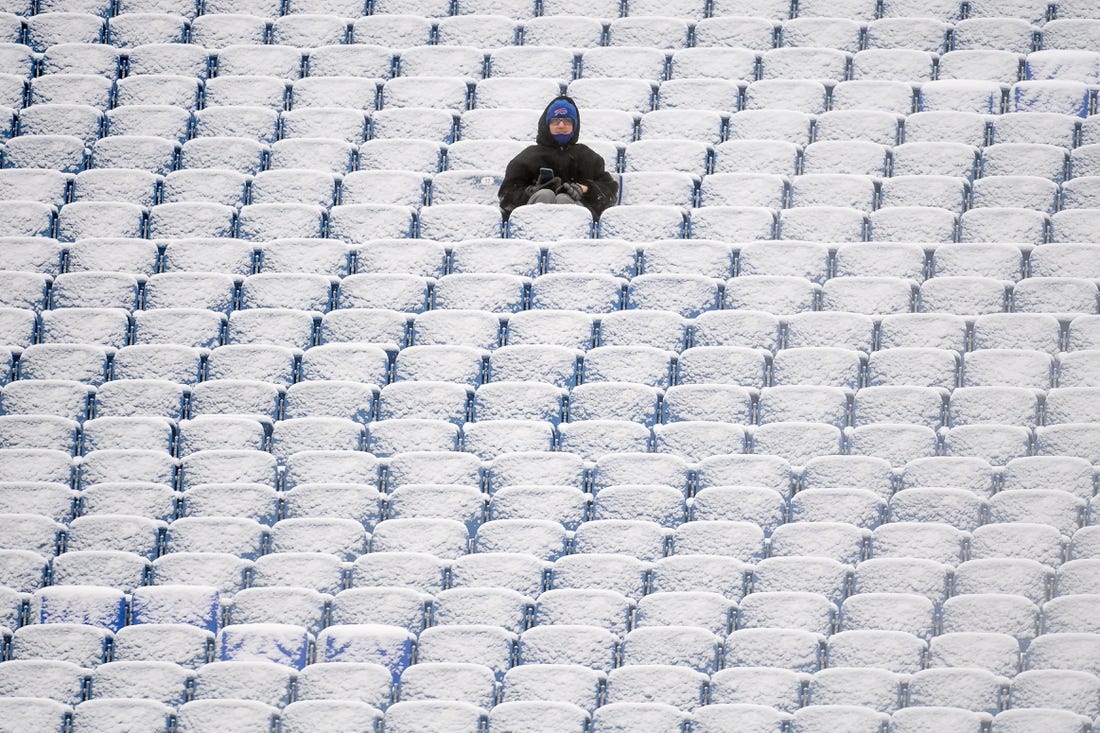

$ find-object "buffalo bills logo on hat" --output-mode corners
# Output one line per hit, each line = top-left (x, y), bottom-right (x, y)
(546, 99), (577, 124)
(545, 98), (578, 145)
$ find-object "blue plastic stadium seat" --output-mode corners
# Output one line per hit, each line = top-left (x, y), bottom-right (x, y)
(175, 699), (279, 733)
(109, 12), (190, 46)
(520, 15), (601, 47)
(195, 104), (277, 143)
(0, 696), (71, 733)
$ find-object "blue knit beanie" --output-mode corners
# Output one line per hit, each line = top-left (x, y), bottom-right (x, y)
(546, 98), (578, 126)
(546, 99), (578, 145)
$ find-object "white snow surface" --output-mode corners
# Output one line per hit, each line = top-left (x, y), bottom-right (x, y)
(3, 2), (1100, 728)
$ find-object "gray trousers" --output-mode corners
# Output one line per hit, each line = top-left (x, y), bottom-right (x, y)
(528, 189), (579, 206)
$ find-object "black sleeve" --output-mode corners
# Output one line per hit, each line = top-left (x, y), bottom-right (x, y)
(582, 169), (619, 219)
(498, 148), (539, 219)
(577, 148), (618, 218)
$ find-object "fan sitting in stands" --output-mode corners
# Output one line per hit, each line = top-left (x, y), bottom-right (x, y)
(498, 95), (619, 221)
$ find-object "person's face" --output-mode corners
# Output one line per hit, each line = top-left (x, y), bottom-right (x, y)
(548, 117), (574, 136)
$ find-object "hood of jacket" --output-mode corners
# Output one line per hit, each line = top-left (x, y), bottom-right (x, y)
(536, 94), (581, 148)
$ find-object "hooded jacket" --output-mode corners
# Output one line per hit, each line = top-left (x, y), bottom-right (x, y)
(497, 95), (619, 220)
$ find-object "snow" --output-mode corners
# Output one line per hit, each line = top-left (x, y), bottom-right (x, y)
(789, 174), (874, 211)
(0, 697), (71, 732)
(941, 49), (1022, 86)
(383, 699), (487, 733)
(17, 342), (110, 384)
(116, 73), (202, 108)
(844, 590), (936, 638)
(29, 73), (111, 109)
(3, 1), (1100, 725)
(150, 552), (251, 595)
(804, 143), (887, 178)
(0, 76), (22, 117)
(175, 698), (280, 733)
(608, 666), (706, 712)
(778, 211), (863, 251)
(109, 13), (190, 47)
(71, 698), (176, 733)
(11, 621), (112, 667)
(436, 587), (530, 634)
(516, 624), (614, 673)
(1012, 79), (1091, 116)
(176, 415), (266, 455)
(192, 659), (295, 706)
(161, 169), (248, 208)
(574, 518), (668, 561)
(1043, 17), (1100, 51)
(507, 204), (593, 240)
(415, 624), (515, 676)
(552, 552), (652, 599)
(89, 135), (178, 176)
(891, 706), (993, 733)
(295, 661), (393, 707)
(993, 709), (1095, 733)
(182, 482), (277, 525)
(941, 591), (1040, 643)
(389, 484), (484, 534)
(86, 660), (190, 706)
(31, 585), (120, 633)
(1011, 668), (1100, 718)
(2, 135), (87, 176)
(82, 415), (174, 453)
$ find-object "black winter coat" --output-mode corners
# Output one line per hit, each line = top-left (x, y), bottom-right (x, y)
(497, 95), (619, 220)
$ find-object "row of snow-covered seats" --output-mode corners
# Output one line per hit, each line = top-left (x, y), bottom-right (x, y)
(7, 46), (1100, 88)
(1, 443), (1097, 539)
(0, 482), (1097, 655)
(1, 307), (1095, 387)
(2, 107), (1099, 157)
(2, 375), (1097, 440)
(6, 177), (1100, 244)
(4, 173), (1100, 243)
(4, 238), (1099, 311)
(2, 579), (1100, 674)
(6, 167), (1100, 222)
(0, 435), (1092, 505)
(3, 172), (1100, 236)
(0, 442), (1094, 516)
(0, 299), (1098, 386)
(8, 24), (1100, 59)
(0, 696), (1091, 733)
(0, 660), (1097, 733)
(0, 75), (1093, 116)
(1, 523), (1100, 726)
(1, 104), (1097, 152)
(0, 0), (1082, 17)
(1, 408), (1098, 478)
(0, 447), (1096, 555)
(6, 198), (1100, 242)
(0, 390), (1097, 466)
(0, 489), (1094, 575)
(5, 129), (1100, 178)
(14, 15), (1096, 51)
(0, 0), (1086, 22)
(3, 569), (1099, 654)
(0, 388), (1098, 463)
(7, 137), (1100, 209)
(5, 185), (1100, 247)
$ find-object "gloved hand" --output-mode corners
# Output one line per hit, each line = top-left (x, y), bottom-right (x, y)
(524, 185), (539, 198)
(559, 181), (584, 201)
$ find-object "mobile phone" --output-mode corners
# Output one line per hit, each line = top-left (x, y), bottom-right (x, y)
(537, 167), (554, 185)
